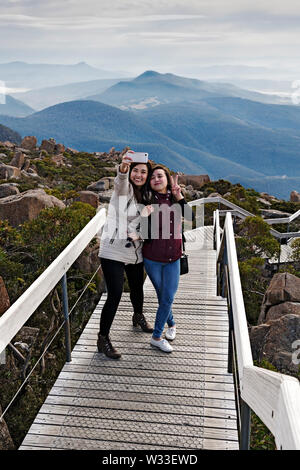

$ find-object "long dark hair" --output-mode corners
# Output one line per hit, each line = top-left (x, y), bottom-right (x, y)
(146, 165), (178, 204)
(129, 161), (152, 204)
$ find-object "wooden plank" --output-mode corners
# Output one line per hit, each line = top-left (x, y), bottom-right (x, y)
(20, 228), (240, 451)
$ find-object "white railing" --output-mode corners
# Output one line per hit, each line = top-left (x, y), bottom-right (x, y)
(190, 196), (300, 240)
(214, 209), (300, 450)
(0, 208), (106, 357)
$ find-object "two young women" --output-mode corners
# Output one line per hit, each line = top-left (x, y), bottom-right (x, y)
(98, 152), (192, 358)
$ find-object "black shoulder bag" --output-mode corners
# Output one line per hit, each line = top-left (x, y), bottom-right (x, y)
(180, 232), (189, 275)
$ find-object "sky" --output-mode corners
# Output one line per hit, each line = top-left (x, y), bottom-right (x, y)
(1, 0), (300, 78)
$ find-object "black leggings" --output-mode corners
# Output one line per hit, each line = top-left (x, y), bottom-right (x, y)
(99, 258), (144, 337)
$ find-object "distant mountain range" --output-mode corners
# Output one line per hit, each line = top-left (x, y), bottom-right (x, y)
(1, 70), (300, 199)
(88, 70), (284, 108)
(0, 95), (35, 117)
(0, 61), (130, 89)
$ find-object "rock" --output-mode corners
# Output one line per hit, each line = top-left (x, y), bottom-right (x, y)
(2, 141), (15, 149)
(9, 151), (25, 169)
(54, 143), (65, 155)
(208, 192), (221, 198)
(22, 159), (31, 172)
(0, 183), (20, 198)
(259, 192), (279, 202)
(250, 315), (300, 374)
(74, 191), (99, 208)
(65, 147), (79, 154)
(265, 302), (300, 323)
(178, 174), (210, 190)
(87, 180), (109, 192)
(290, 190), (300, 202)
(40, 139), (56, 154)
(20, 136), (37, 151)
(256, 197), (272, 206)
(75, 239), (101, 274)
(260, 209), (292, 219)
(14, 326), (40, 349)
(0, 153), (7, 159)
(0, 405), (15, 450)
(249, 323), (270, 362)
(51, 154), (66, 167)
(0, 276), (10, 316)
(98, 190), (113, 203)
(0, 163), (21, 180)
(0, 189), (65, 227)
(259, 273), (300, 324)
(251, 272), (300, 374)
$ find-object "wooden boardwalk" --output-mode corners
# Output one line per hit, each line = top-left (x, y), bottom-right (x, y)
(19, 226), (239, 450)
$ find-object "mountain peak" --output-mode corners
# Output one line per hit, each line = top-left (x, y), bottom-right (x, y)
(134, 71), (161, 80)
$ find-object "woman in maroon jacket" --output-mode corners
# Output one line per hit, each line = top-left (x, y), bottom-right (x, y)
(141, 165), (193, 353)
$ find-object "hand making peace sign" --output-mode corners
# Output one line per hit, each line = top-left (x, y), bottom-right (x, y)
(170, 174), (183, 201)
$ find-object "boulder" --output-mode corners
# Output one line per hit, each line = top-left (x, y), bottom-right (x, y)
(74, 190), (99, 208)
(251, 272), (300, 374)
(87, 180), (109, 192)
(9, 151), (25, 169)
(250, 314), (300, 374)
(178, 174), (210, 190)
(0, 183), (20, 198)
(75, 239), (101, 274)
(54, 143), (65, 155)
(0, 276), (10, 316)
(259, 273), (300, 323)
(0, 163), (21, 180)
(0, 405), (15, 450)
(40, 139), (56, 154)
(51, 154), (66, 167)
(265, 302), (300, 323)
(260, 209), (292, 219)
(20, 136), (37, 151)
(259, 192), (279, 202)
(0, 189), (65, 227)
(290, 190), (300, 203)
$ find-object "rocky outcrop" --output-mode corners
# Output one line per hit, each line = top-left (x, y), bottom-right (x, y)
(0, 163), (21, 180)
(0, 189), (65, 227)
(260, 209), (292, 219)
(74, 191), (99, 208)
(178, 174), (210, 190)
(0, 183), (19, 198)
(250, 273), (300, 374)
(40, 139), (65, 155)
(20, 136), (37, 151)
(290, 190), (300, 202)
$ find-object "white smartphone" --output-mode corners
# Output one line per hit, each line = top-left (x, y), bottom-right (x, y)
(125, 151), (148, 163)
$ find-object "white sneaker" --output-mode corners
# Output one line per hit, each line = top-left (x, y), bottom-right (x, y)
(165, 326), (176, 341)
(150, 337), (173, 353)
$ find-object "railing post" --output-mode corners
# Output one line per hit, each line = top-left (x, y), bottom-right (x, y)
(61, 273), (72, 362)
(240, 399), (251, 450)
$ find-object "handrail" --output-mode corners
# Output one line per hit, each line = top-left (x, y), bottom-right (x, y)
(0, 207), (106, 356)
(214, 210), (300, 450)
(190, 196), (300, 240)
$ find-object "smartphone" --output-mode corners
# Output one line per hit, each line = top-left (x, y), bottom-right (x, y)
(125, 151), (148, 163)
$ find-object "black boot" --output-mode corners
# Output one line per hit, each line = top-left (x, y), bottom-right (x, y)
(132, 313), (153, 333)
(97, 334), (121, 359)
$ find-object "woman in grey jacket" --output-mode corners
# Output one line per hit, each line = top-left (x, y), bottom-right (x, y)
(97, 152), (153, 359)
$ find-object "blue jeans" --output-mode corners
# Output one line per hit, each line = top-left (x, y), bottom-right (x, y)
(143, 257), (180, 339)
